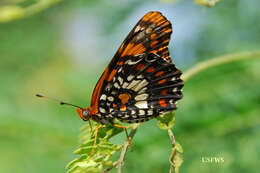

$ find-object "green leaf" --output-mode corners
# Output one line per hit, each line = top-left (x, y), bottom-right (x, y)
(157, 112), (175, 130)
(175, 141), (184, 153)
(173, 152), (183, 173)
(66, 122), (127, 173)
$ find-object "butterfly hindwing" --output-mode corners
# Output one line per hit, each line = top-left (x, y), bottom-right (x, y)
(98, 53), (183, 123)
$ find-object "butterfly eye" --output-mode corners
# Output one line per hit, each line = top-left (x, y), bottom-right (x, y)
(82, 110), (90, 119)
(82, 110), (89, 118)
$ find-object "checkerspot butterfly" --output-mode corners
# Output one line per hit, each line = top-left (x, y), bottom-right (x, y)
(37, 11), (184, 148)
(78, 11), (184, 124)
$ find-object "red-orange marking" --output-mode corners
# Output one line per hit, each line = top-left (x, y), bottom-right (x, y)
(162, 39), (169, 44)
(121, 42), (134, 56)
(158, 46), (166, 52)
(155, 71), (164, 77)
(107, 69), (117, 81)
(128, 43), (146, 55)
(146, 66), (155, 72)
(161, 90), (168, 95)
(122, 42), (146, 56)
(157, 79), (166, 84)
(120, 105), (127, 111)
(119, 93), (131, 105)
(142, 15), (150, 21)
(142, 12), (157, 21)
(151, 33), (157, 40)
(146, 27), (152, 34)
(150, 40), (158, 48)
(156, 19), (168, 26)
(118, 43), (125, 53)
(150, 15), (162, 23)
(117, 61), (124, 65)
(89, 67), (109, 115)
(136, 64), (145, 70)
(159, 99), (167, 107)
(113, 104), (117, 108)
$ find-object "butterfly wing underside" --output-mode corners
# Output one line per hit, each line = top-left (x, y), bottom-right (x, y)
(99, 53), (183, 123)
(89, 11), (183, 123)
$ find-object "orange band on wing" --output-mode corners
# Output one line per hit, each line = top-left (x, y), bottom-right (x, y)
(107, 69), (117, 81)
(89, 67), (109, 115)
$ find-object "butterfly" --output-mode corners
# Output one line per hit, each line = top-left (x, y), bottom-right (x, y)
(76, 11), (183, 148)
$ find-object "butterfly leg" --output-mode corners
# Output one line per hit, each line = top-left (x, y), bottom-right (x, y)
(113, 124), (133, 151)
(90, 124), (103, 155)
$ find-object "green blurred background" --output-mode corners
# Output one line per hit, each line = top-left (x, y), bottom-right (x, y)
(0, 0), (260, 172)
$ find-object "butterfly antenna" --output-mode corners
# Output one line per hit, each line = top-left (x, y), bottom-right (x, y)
(36, 93), (83, 109)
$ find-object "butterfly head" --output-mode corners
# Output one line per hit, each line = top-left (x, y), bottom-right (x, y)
(76, 108), (90, 121)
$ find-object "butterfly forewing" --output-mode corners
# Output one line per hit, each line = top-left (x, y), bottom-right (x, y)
(115, 11), (172, 62)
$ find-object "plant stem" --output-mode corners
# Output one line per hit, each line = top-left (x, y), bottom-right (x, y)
(168, 129), (176, 173)
(117, 124), (140, 173)
(182, 50), (260, 81)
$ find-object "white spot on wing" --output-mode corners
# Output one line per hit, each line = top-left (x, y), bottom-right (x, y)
(137, 75), (144, 79)
(118, 76), (123, 85)
(100, 94), (107, 100)
(172, 88), (178, 92)
(127, 80), (140, 89)
(171, 77), (176, 81)
(132, 79), (148, 91)
(114, 82), (120, 89)
(138, 87), (147, 94)
(147, 110), (153, 115)
(99, 107), (106, 113)
(126, 58), (142, 65)
(127, 75), (134, 81)
(123, 114), (129, 118)
(135, 93), (148, 101)
(135, 101), (148, 109)
(108, 96), (114, 102)
(169, 100), (176, 104)
(111, 91), (117, 95)
(134, 25), (141, 32)
(136, 31), (145, 41)
(105, 84), (112, 91)
(108, 114), (113, 118)
(122, 82), (129, 88)
(139, 110), (145, 115)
